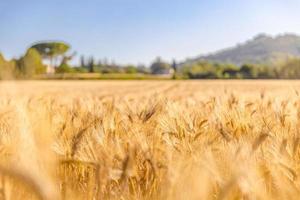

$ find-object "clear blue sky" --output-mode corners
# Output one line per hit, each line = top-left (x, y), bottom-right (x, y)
(1, 0), (300, 65)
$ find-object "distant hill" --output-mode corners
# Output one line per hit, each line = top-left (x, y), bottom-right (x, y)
(185, 33), (300, 66)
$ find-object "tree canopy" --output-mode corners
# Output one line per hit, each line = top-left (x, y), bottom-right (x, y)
(30, 41), (70, 58)
(150, 57), (171, 74)
(18, 48), (46, 77)
(0, 53), (16, 79)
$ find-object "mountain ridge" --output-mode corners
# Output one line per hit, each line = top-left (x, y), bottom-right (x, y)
(185, 33), (300, 66)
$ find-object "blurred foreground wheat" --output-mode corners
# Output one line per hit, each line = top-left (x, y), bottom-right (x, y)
(0, 80), (300, 200)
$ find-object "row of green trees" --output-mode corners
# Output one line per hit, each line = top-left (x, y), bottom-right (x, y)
(77, 56), (150, 74)
(75, 56), (300, 79)
(65, 56), (172, 75)
(181, 59), (300, 79)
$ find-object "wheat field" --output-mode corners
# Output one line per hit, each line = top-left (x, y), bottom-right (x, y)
(1, 80), (300, 200)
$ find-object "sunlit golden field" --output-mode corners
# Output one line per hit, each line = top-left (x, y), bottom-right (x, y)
(2, 80), (300, 200)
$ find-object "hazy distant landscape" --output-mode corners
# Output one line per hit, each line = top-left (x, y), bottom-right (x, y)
(188, 33), (300, 66)
(2, 33), (300, 80)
